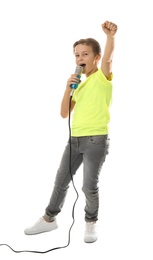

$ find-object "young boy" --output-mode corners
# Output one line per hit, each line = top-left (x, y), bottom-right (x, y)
(24, 21), (118, 243)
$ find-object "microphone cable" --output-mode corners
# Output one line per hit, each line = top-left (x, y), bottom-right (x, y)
(0, 94), (79, 254)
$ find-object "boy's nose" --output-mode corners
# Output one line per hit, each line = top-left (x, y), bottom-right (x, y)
(78, 57), (84, 63)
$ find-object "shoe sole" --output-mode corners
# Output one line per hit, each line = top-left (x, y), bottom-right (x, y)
(24, 225), (58, 235)
(84, 237), (97, 243)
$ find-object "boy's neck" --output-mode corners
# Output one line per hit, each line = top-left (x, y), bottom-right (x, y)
(86, 67), (98, 77)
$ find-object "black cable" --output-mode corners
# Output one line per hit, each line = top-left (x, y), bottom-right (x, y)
(68, 95), (79, 219)
(0, 94), (78, 254)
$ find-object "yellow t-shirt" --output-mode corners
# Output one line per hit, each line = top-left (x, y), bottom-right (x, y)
(71, 69), (112, 136)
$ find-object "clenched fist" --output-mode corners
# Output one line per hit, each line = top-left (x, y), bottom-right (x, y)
(102, 21), (118, 36)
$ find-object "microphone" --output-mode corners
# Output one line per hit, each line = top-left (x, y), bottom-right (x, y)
(71, 65), (83, 90)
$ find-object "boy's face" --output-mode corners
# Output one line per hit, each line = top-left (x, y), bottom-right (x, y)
(74, 44), (101, 77)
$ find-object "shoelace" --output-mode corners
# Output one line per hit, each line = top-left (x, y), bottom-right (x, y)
(86, 222), (96, 233)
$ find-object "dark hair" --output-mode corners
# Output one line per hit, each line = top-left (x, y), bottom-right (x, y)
(73, 38), (101, 55)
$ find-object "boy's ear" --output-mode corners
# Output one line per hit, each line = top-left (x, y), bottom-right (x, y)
(96, 54), (101, 62)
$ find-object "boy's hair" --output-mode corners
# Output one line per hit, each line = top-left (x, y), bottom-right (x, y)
(73, 38), (101, 55)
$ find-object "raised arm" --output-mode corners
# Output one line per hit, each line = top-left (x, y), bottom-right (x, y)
(101, 21), (118, 80)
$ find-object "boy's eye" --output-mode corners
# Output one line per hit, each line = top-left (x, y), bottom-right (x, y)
(75, 53), (88, 58)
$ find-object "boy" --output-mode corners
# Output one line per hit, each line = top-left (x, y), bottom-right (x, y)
(24, 21), (118, 243)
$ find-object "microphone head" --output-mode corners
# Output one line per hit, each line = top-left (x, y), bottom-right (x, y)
(75, 65), (83, 76)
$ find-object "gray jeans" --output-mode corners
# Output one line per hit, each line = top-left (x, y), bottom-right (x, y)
(44, 135), (110, 222)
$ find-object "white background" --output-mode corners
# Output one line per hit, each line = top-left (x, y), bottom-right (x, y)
(0, 0), (153, 259)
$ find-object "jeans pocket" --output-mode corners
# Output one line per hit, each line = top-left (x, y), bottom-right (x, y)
(88, 135), (108, 145)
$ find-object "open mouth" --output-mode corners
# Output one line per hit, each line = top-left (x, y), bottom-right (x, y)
(80, 64), (86, 68)
(80, 64), (86, 73)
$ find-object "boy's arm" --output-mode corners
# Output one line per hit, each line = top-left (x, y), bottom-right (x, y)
(101, 21), (118, 80)
(60, 88), (75, 118)
(60, 73), (78, 118)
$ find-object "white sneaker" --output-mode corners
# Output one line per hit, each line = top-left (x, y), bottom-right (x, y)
(84, 221), (98, 243)
(24, 217), (58, 235)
